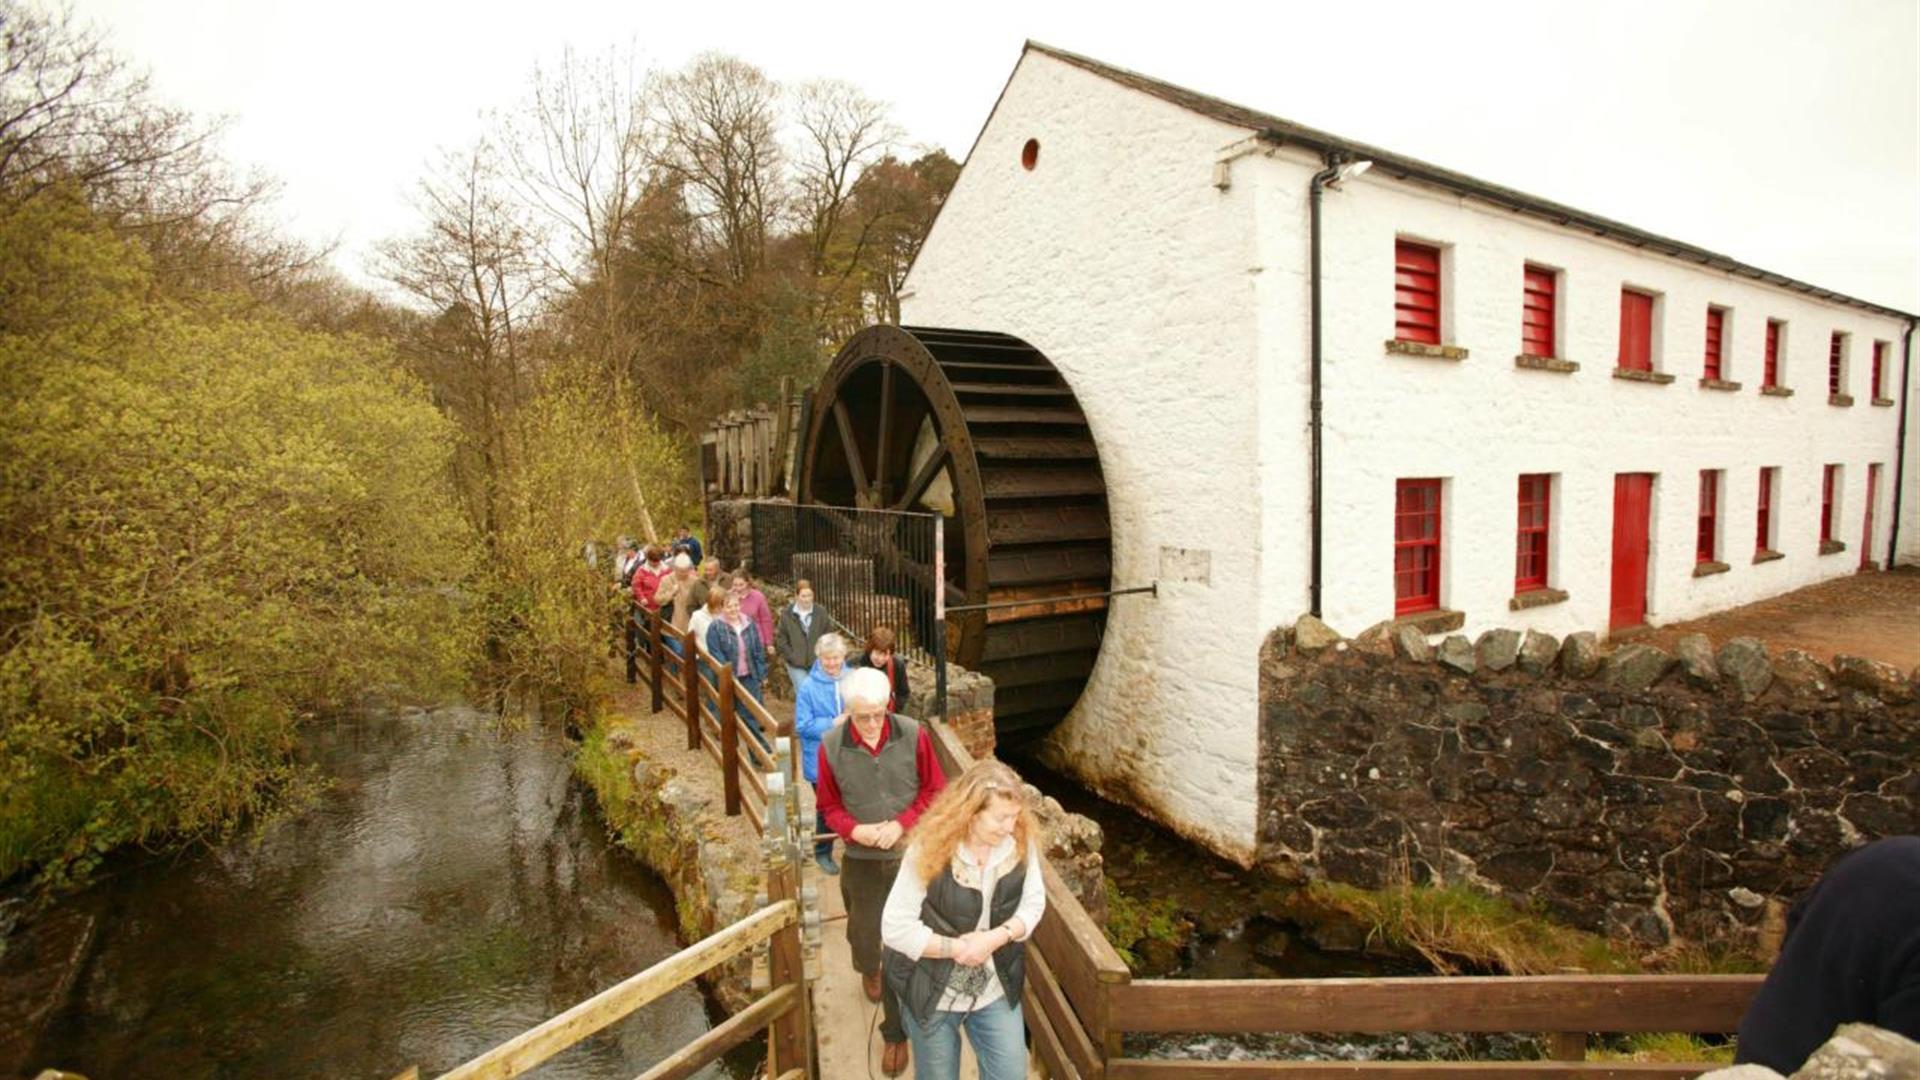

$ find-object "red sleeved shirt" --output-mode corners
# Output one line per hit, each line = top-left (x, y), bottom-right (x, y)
(631, 564), (665, 608)
(816, 721), (947, 843)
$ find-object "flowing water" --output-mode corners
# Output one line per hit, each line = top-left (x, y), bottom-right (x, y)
(19, 705), (750, 1080)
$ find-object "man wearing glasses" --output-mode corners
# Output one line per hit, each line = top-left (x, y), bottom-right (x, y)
(816, 667), (947, 1076)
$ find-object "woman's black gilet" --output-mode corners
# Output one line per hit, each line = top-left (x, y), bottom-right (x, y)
(883, 851), (1028, 1023)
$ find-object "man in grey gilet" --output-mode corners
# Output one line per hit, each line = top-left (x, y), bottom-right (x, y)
(815, 667), (947, 1076)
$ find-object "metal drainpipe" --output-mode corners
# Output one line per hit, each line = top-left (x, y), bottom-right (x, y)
(1308, 159), (1343, 618)
(1887, 319), (1916, 569)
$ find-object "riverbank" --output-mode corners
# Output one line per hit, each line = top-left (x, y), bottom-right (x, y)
(572, 683), (769, 1013)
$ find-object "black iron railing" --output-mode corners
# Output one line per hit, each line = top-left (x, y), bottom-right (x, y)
(748, 501), (941, 668)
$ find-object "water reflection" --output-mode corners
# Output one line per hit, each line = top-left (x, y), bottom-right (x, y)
(33, 705), (744, 1079)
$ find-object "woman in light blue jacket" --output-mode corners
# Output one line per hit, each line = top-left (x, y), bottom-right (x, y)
(792, 632), (851, 874)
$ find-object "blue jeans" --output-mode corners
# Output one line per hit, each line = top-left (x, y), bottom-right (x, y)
(784, 664), (809, 698)
(735, 672), (767, 747)
(902, 996), (1026, 1080)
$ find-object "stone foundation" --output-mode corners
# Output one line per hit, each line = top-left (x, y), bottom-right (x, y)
(1258, 618), (1919, 946)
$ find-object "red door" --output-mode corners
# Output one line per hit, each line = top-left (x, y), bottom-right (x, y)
(1610, 473), (1653, 631)
(1862, 464), (1880, 569)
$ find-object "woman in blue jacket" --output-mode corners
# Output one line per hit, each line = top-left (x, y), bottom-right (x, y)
(792, 632), (852, 874)
(705, 591), (770, 747)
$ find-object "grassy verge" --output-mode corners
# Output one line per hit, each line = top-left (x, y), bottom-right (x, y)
(1589, 1034), (1737, 1065)
(1283, 880), (1765, 976)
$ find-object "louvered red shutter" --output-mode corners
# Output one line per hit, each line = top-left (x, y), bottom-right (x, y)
(1395, 242), (1442, 345)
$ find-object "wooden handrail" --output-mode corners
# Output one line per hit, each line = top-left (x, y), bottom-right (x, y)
(1105, 1063), (1737, 1079)
(1105, 974), (1763, 1036)
(636, 983), (800, 1080)
(435, 900), (797, 1080)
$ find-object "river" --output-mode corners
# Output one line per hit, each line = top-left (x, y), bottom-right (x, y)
(16, 704), (749, 1079)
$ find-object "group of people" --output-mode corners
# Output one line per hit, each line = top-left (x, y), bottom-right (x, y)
(607, 527), (1044, 1080)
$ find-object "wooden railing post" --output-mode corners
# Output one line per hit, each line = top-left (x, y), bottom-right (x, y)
(766, 850), (810, 1077)
(682, 627), (701, 751)
(1546, 1032), (1586, 1061)
(648, 608), (665, 713)
(717, 665), (741, 816)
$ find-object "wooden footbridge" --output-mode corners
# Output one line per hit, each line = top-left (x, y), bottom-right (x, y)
(392, 609), (1765, 1080)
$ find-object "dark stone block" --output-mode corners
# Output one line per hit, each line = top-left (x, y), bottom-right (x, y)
(1436, 634), (1476, 675)
(1319, 845), (1392, 890)
(1578, 719), (1632, 745)
(1741, 797), (1791, 843)
(1785, 809), (1845, 858)
(1482, 847), (1555, 890)
(1300, 792), (1375, 830)
(1832, 654), (1912, 702)
(1561, 693), (1601, 719)
(1777, 748), (1851, 788)
(1675, 634), (1719, 687)
(1620, 704), (1664, 729)
(1839, 793), (1915, 837)
(1477, 628), (1523, 673)
(1517, 629), (1561, 675)
(1774, 649), (1834, 697)
(1729, 745), (1789, 794)
(1621, 747), (1684, 780)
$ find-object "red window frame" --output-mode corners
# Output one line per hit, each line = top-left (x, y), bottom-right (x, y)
(1696, 470), (1719, 564)
(1756, 467), (1775, 553)
(1618, 289), (1655, 372)
(1703, 308), (1725, 380)
(1763, 320), (1782, 388)
(1872, 341), (1887, 399)
(1394, 478), (1442, 614)
(1515, 474), (1551, 592)
(1521, 266), (1556, 358)
(1820, 464), (1838, 543)
(1395, 241), (1442, 345)
(1829, 333), (1844, 396)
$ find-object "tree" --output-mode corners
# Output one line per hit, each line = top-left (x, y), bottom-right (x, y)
(654, 52), (782, 288)
(844, 149), (958, 325)
(791, 78), (896, 324)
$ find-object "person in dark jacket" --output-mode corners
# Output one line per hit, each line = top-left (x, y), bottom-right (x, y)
(818, 667), (948, 1078)
(773, 579), (830, 694)
(855, 625), (911, 714)
(1734, 835), (1920, 1072)
(881, 758), (1044, 1080)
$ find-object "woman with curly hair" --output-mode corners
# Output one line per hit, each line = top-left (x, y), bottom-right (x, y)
(879, 759), (1046, 1080)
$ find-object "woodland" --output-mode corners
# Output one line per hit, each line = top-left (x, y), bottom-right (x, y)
(0, 2), (955, 890)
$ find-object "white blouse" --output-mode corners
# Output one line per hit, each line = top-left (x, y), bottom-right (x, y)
(879, 837), (1047, 1013)
(688, 608), (715, 647)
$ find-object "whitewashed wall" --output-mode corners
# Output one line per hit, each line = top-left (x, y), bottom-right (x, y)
(901, 51), (1267, 861)
(1291, 158), (1911, 641)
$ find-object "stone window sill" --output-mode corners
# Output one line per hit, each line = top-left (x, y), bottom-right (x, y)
(1387, 340), (1469, 361)
(1393, 607), (1464, 633)
(1699, 378), (1742, 391)
(1820, 539), (1847, 556)
(1873, 397), (1897, 407)
(1761, 385), (1794, 397)
(1612, 367), (1676, 385)
(1829, 393), (1855, 407)
(1508, 587), (1569, 611)
(1515, 354), (1578, 373)
(1753, 548), (1785, 564)
(1692, 560), (1730, 578)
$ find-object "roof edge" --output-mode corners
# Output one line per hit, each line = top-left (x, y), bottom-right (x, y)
(1024, 40), (1916, 322)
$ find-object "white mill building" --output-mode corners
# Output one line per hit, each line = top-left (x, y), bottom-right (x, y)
(883, 43), (1917, 865)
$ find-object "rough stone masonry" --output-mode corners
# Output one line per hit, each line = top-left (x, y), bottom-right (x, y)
(1258, 618), (1919, 946)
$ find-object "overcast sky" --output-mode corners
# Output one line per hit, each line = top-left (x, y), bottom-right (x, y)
(76, 0), (1920, 312)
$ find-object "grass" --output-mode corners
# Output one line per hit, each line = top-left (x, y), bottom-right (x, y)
(1589, 1033), (1737, 1065)
(1104, 879), (1194, 972)
(1284, 880), (1764, 977)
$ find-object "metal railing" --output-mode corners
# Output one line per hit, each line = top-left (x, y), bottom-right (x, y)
(748, 500), (941, 668)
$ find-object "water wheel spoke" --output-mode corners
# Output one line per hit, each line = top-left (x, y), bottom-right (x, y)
(832, 399), (870, 501)
(874, 362), (894, 505)
(894, 445), (950, 512)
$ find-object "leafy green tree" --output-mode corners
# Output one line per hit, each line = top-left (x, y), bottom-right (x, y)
(0, 190), (477, 888)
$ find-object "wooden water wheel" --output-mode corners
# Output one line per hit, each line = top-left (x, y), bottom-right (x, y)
(798, 325), (1111, 741)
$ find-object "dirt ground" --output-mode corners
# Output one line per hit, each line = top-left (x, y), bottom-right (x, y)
(1638, 566), (1920, 671)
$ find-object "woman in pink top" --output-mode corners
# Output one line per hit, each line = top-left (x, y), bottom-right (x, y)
(732, 568), (775, 650)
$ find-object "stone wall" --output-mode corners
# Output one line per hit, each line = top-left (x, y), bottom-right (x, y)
(1258, 617), (1919, 946)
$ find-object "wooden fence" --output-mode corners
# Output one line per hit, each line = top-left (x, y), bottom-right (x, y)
(635, 604), (796, 832)
(702, 378), (808, 500)
(920, 718), (1765, 1080)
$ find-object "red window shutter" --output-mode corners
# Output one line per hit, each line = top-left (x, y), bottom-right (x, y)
(1618, 290), (1654, 371)
(1829, 333), (1843, 395)
(1395, 241), (1442, 345)
(1696, 471), (1718, 563)
(1394, 479), (1442, 614)
(1872, 342), (1886, 398)
(1703, 308), (1724, 380)
(1821, 465), (1836, 542)
(1515, 474), (1551, 591)
(1764, 321), (1781, 387)
(1521, 266), (1556, 357)
(1756, 467), (1774, 553)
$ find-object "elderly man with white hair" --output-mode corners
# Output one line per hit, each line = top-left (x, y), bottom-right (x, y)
(653, 553), (701, 646)
(815, 666), (947, 1076)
